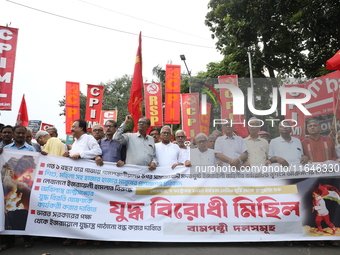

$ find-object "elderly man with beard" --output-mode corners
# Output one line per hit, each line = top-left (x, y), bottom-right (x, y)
(175, 130), (191, 167)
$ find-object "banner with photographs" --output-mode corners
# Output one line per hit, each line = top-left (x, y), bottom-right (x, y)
(0, 150), (340, 242)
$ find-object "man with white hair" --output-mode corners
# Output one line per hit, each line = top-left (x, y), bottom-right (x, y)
(190, 133), (219, 166)
(35, 130), (65, 156)
(175, 130), (191, 167)
(155, 126), (183, 169)
(91, 124), (104, 141)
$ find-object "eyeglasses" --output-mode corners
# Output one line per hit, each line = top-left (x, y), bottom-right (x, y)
(92, 129), (104, 132)
(105, 125), (116, 128)
(161, 132), (171, 135)
(196, 140), (207, 144)
(138, 121), (148, 125)
(176, 136), (185, 138)
(150, 133), (159, 137)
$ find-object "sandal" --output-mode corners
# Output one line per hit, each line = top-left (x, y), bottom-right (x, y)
(128, 242), (140, 247)
(62, 239), (72, 246)
(24, 241), (33, 248)
(76, 240), (88, 246)
(0, 243), (15, 251)
(316, 241), (325, 247)
(92, 241), (101, 246)
(285, 241), (293, 247)
(329, 241), (339, 247)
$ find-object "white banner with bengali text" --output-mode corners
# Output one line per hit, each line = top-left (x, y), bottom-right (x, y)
(1, 150), (340, 242)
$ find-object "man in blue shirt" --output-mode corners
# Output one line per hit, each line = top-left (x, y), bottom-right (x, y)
(4, 125), (36, 152)
(95, 119), (126, 166)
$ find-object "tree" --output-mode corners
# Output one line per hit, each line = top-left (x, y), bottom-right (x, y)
(202, 0), (340, 127)
(205, 0), (340, 79)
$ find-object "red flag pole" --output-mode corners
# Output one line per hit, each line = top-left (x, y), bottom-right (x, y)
(16, 94), (29, 126)
(128, 32), (143, 132)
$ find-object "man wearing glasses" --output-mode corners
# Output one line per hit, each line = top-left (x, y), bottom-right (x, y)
(91, 124), (105, 141)
(175, 130), (191, 167)
(95, 120), (126, 167)
(155, 126), (183, 169)
(113, 115), (157, 170)
(149, 128), (161, 143)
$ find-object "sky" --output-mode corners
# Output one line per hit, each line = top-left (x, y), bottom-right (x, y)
(0, 0), (222, 139)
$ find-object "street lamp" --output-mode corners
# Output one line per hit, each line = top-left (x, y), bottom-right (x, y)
(180, 54), (191, 78)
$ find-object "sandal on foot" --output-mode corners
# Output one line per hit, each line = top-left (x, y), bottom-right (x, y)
(92, 241), (101, 246)
(0, 243), (15, 251)
(316, 241), (325, 247)
(24, 241), (33, 248)
(76, 240), (88, 246)
(62, 239), (72, 246)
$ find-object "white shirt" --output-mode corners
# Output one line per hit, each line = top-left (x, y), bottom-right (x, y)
(190, 148), (216, 166)
(69, 134), (102, 159)
(178, 145), (190, 163)
(268, 136), (303, 164)
(156, 142), (181, 166)
(214, 135), (247, 166)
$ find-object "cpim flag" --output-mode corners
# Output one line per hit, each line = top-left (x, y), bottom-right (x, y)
(16, 94), (29, 126)
(326, 50), (340, 70)
(128, 32), (143, 132)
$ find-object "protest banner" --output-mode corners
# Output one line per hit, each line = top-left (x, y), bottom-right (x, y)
(0, 26), (18, 111)
(1, 150), (340, 242)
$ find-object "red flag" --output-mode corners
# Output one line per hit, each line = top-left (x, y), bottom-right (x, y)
(16, 94), (29, 126)
(128, 32), (143, 132)
(333, 89), (340, 121)
(326, 50), (340, 70)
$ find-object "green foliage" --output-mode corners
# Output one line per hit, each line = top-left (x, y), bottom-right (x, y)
(205, 0), (340, 79)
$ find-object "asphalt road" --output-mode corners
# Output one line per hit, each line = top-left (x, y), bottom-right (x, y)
(1, 237), (340, 255)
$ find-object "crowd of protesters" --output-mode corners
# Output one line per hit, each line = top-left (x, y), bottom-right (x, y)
(0, 115), (339, 250)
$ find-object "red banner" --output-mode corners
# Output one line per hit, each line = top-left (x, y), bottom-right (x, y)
(85, 84), (104, 131)
(0, 26), (18, 110)
(285, 84), (306, 139)
(165, 65), (181, 124)
(144, 83), (163, 127)
(218, 75), (248, 137)
(200, 102), (211, 136)
(303, 71), (340, 117)
(99, 110), (117, 126)
(65, 82), (80, 135)
(181, 93), (201, 139)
